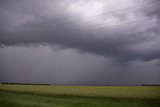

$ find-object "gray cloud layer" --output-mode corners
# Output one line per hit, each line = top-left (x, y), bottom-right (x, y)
(0, 0), (160, 85)
(0, 46), (160, 85)
(0, 0), (160, 61)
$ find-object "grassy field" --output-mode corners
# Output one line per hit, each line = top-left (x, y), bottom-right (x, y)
(0, 84), (160, 107)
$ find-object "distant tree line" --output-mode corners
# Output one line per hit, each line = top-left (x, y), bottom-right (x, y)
(142, 84), (160, 86)
(1, 82), (50, 85)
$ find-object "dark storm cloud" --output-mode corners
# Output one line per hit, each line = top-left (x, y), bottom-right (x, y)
(1, 46), (160, 85)
(0, 0), (160, 62)
(0, 0), (160, 86)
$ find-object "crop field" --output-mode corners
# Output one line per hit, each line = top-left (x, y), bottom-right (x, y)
(0, 84), (160, 107)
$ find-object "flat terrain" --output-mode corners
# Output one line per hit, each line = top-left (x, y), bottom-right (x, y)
(0, 84), (160, 107)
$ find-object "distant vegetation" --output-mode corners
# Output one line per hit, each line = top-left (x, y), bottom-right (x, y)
(1, 82), (50, 85)
(142, 84), (160, 86)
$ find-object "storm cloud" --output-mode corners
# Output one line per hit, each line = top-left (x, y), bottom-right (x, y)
(0, 0), (160, 85)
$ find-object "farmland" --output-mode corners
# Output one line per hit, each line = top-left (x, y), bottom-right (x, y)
(0, 84), (160, 107)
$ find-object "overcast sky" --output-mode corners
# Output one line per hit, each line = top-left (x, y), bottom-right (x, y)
(0, 0), (160, 85)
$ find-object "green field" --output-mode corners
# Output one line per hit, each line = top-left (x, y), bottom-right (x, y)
(0, 84), (160, 107)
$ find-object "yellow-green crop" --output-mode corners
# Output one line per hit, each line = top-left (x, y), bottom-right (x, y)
(0, 84), (160, 100)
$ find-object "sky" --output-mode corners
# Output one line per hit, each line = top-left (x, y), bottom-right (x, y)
(0, 0), (160, 85)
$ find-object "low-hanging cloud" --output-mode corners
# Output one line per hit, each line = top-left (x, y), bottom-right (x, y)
(0, 0), (160, 62)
